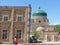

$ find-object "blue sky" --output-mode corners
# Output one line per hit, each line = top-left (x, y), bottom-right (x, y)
(0, 0), (60, 25)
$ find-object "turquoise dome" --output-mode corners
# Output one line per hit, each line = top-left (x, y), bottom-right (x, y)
(32, 8), (47, 17)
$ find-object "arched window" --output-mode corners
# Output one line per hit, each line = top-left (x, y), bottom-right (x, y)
(32, 19), (36, 23)
(32, 19), (34, 23)
(39, 20), (41, 23)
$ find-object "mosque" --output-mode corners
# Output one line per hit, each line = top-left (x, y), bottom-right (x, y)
(31, 7), (58, 42)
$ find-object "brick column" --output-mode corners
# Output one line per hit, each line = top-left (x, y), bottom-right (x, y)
(51, 35), (54, 41)
(9, 8), (14, 43)
(24, 8), (28, 43)
(44, 35), (47, 42)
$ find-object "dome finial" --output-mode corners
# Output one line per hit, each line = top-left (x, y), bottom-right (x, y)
(38, 6), (40, 9)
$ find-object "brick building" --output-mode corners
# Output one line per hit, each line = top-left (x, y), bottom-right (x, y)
(0, 5), (31, 44)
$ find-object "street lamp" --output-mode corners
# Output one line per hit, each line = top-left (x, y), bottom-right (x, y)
(27, 4), (31, 42)
(29, 4), (31, 42)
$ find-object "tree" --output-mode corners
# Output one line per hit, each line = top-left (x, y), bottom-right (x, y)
(33, 31), (41, 39)
(54, 25), (60, 35)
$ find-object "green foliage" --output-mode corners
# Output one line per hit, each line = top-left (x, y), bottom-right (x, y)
(33, 31), (41, 39)
(54, 25), (60, 35)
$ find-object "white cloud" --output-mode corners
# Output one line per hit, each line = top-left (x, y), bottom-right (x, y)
(53, 23), (59, 25)
(49, 22), (60, 25)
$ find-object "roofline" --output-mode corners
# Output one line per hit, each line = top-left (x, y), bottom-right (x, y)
(0, 6), (29, 8)
(0, 4), (32, 8)
(43, 31), (58, 32)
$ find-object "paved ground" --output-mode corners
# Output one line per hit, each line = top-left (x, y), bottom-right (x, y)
(0, 42), (60, 45)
